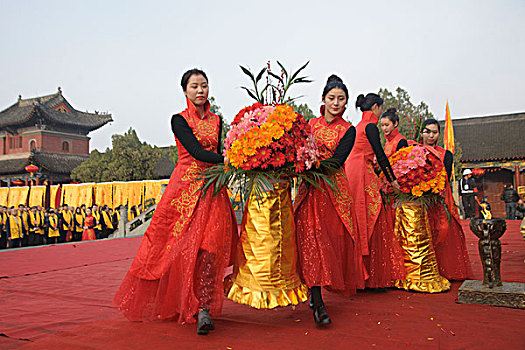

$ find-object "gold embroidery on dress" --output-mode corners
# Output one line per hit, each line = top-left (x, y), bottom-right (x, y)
(334, 172), (355, 233)
(170, 162), (206, 237)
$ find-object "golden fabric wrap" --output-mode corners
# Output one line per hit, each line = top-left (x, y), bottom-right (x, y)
(393, 202), (450, 293)
(227, 181), (307, 309)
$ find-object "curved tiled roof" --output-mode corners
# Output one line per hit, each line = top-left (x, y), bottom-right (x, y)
(0, 90), (112, 131)
(0, 152), (89, 175)
(441, 112), (525, 162)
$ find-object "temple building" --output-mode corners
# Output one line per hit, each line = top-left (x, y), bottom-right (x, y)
(447, 112), (525, 217)
(0, 88), (112, 185)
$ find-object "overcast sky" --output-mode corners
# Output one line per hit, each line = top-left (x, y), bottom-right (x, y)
(1, 0), (523, 151)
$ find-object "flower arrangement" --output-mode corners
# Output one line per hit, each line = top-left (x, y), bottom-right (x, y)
(224, 103), (318, 172)
(201, 61), (336, 200)
(381, 144), (447, 199)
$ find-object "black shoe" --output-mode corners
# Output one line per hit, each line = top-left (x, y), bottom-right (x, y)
(197, 309), (215, 335)
(309, 294), (314, 309)
(312, 304), (332, 326)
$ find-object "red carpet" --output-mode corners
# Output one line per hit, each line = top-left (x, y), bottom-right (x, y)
(1, 221), (524, 349)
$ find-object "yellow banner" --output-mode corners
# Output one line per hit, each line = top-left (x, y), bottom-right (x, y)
(127, 182), (144, 209)
(95, 183), (114, 207)
(7, 187), (30, 207)
(112, 183), (127, 208)
(62, 184), (94, 208)
(144, 180), (163, 204)
(78, 184), (94, 207)
(0, 188), (8, 206)
(28, 186), (46, 207)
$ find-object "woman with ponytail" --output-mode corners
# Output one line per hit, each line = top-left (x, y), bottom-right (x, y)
(380, 108), (408, 158)
(344, 93), (405, 288)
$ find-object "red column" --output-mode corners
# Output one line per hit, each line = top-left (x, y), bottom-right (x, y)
(515, 166), (520, 188)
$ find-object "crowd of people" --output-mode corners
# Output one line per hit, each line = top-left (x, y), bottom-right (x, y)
(3, 68), (521, 336)
(0, 203), (138, 249)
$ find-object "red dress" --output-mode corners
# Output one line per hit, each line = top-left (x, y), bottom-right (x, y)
(82, 215), (96, 241)
(384, 128), (407, 158)
(113, 99), (238, 324)
(344, 111), (404, 288)
(294, 113), (364, 293)
(427, 146), (473, 280)
(383, 128), (408, 227)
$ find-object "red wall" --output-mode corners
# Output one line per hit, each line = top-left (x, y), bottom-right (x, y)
(2, 133), (89, 155)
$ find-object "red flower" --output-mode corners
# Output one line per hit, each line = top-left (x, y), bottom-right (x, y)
(270, 152), (286, 168)
(232, 102), (263, 125)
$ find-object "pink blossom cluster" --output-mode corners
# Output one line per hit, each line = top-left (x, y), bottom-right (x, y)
(296, 134), (320, 171)
(223, 105), (273, 154)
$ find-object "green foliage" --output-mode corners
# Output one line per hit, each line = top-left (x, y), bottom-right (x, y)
(71, 128), (164, 183)
(168, 145), (178, 165)
(240, 61), (312, 105)
(209, 96), (230, 152)
(378, 87), (434, 141)
(289, 102), (316, 121)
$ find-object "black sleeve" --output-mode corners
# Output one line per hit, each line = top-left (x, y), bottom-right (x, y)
(365, 123), (396, 182)
(396, 138), (408, 151)
(217, 119), (223, 154)
(321, 126), (356, 169)
(171, 114), (224, 164)
(443, 150), (453, 181)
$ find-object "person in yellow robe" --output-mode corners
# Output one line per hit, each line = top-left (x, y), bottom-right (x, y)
(111, 207), (120, 230)
(37, 207), (46, 244)
(18, 205), (29, 247)
(92, 205), (102, 239)
(73, 207), (84, 242)
(46, 209), (60, 244)
(29, 207), (43, 246)
(0, 206), (8, 249)
(100, 205), (114, 239)
(62, 205), (74, 242)
(6, 207), (22, 248)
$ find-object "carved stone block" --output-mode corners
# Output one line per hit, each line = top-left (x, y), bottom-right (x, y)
(458, 280), (525, 309)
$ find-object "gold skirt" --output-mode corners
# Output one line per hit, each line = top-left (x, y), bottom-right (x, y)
(393, 202), (450, 293)
(227, 181), (308, 309)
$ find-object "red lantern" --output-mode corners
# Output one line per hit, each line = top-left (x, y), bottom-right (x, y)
(25, 164), (39, 176)
(471, 168), (486, 177)
(12, 179), (24, 186)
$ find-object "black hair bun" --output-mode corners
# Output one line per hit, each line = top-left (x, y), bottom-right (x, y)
(355, 94), (365, 108)
(327, 74), (343, 85)
(386, 107), (397, 114)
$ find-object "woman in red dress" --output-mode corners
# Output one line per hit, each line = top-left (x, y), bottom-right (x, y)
(344, 93), (405, 288)
(113, 69), (238, 335)
(294, 75), (362, 326)
(380, 108), (408, 158)
(82, 208), (97, 241)
(420, 119), (472, 280)
(380, 108), (408, 225)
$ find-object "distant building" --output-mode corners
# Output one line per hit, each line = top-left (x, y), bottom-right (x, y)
(0, 88), (112, 185)
(445, 112), (525, 217)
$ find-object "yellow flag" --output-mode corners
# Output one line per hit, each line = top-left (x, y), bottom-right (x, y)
(443, 100), (455, 154)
